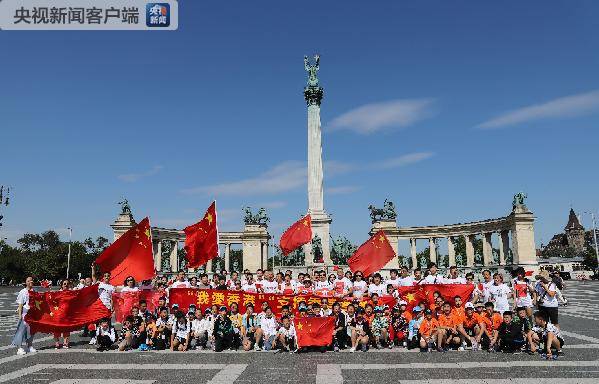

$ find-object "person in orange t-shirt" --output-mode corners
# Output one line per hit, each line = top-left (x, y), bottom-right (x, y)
(458, 302), (485, 350)
(418, 309), (439, 351)
(437, 302), (461, 350)
(451, 296), (465, 324)
(479, 302), (502, 350)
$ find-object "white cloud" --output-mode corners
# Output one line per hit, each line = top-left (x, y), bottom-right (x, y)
(181, 152), (433, 198)
(180, 161), (306, 197)
(327, 186), (360, 195)
(118, 165), (164, 182)
(256, 201), (287, 209)
(477, 90), (599, 129)
(328, 98), (435, 134)
(373, 152), (434, 169)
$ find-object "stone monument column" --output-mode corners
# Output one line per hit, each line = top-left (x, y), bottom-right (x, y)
(510, 203), (536, 267)
(304, 54), (332, 265)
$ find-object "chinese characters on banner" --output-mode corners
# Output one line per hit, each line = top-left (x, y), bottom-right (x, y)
(167, 289), (397, 316)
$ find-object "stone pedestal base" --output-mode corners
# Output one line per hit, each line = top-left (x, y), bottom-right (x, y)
(242, 224), (270, 272)
(370, 219), (400, 270)
(306, 210), (332, 266)
(111, 212), (136, 241)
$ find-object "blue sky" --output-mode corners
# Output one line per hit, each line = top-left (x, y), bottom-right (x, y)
(1, 0), (599, 255)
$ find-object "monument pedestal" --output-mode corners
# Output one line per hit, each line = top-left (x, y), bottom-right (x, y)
(304, 210), (332, 266)
(370, 219), (400, 270)
(111, 212), (136, 241)
(242, 224), (270, 272)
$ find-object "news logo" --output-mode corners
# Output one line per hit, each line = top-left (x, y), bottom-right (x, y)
(146, 3), (170, 27)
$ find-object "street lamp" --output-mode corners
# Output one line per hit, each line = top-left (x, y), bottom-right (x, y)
(583, 211), (599, 273)
(66, 227), (72, 280)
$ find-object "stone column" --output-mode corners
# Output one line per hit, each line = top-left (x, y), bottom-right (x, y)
(482, 233), (493, 266)
(447, 236), (456, 267)
(224, 243), (231, 272)
(510, 207), (537, 267)
(170, 241), (178, 272)
(410, 238), (417, 269)
(428, 238), (437, 266)
(465, 235), (475, 267)
(206, 259), (212, 274)
(304, 66), (332, 265)
(153, 240), (162, 272)
(498, 230), (510, 266)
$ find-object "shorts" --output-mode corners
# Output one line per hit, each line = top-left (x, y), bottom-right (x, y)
(539, 306), (559, 325)
(175, 337), (187, 344)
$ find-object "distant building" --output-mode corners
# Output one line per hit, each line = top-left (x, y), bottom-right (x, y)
(565, 208), (586, 253)
(544, 208), (586, 255)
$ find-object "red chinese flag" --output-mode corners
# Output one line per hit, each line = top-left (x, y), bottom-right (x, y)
(348, 230), (396, 277)
(25, 285), (111, 334)
(280, 215), (312, 255)
(95, 217), (155, 286)
(420, 284), (474, 306)
(295, 317), (335, 347)
(184, 201), (218, 269)
(397, 285), (428, 311)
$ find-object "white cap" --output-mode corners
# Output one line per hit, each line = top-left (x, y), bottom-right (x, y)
(465, 302), (474, 309)
(399, 300), (408, 306)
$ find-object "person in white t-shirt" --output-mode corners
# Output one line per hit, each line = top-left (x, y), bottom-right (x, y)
(480, 269), (494, 304)
(422, 263), (443, 284)
(119, 276), (139, 293)
(512, 267), (535, 317)
(242, 274), (258, 293)
(487, 273), (512, 314)
(385, 269), (401, 290)
(12, 276), (36, 355)
(259, 307), (278, 351)
(368, 273), (386, 297)
(171, 271), (191, 289)
(535, 270), (559, 327)
(261, 271), (279, 294)
(444, 266), (466, 284)
(351, 272), (368, 298)
(276, 316), (297, 353)
(399, 267), (415, 286)
(332, 268), (352, 297)
(91, 265), (115, 312)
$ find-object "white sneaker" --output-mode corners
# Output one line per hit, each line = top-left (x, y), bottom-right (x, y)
(16, 348), (26, 355)
(89, 337), (96, 345)
(458, 346), (465, 351)
(349, 347), (356, 353)
(27, 347), (37, 353)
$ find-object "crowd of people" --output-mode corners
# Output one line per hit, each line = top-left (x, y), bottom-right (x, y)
(13, 263), (568, 359)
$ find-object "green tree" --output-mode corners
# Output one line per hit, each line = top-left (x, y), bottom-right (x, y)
(0, 240), (26, 283)
(18, 231), (67, 280)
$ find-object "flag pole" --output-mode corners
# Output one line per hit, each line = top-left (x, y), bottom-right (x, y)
(66, 227), (72, 280)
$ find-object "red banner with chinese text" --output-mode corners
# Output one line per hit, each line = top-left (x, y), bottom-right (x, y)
(167, 288), (397, 316)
